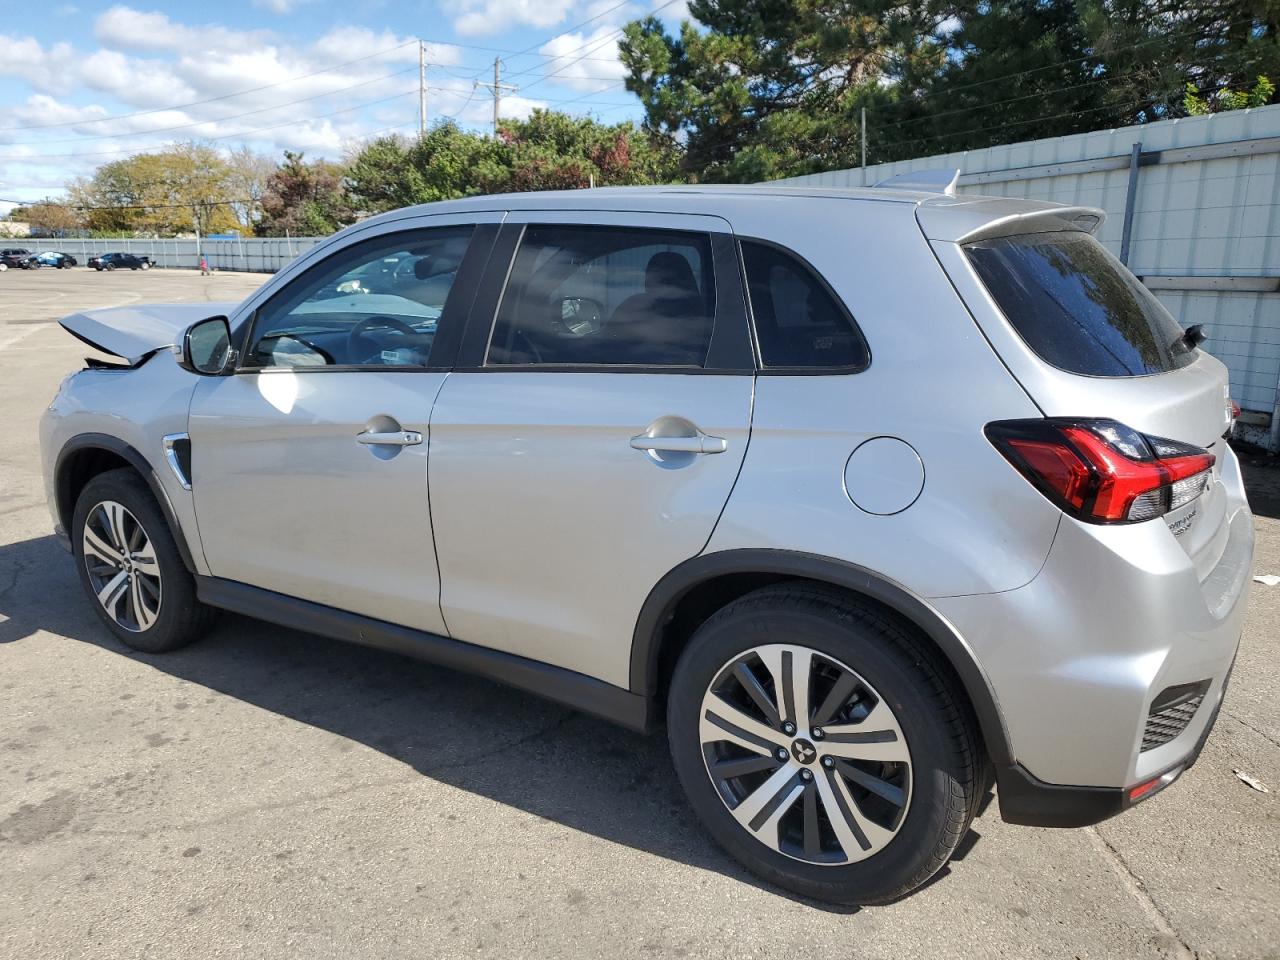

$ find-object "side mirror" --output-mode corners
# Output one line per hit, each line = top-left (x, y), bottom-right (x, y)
(559, 296), (605, 336)
(177, 315), (234, 375)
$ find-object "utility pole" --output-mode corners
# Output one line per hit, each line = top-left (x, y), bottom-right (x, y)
(493, 57), (501, 133)
(474, 57), (518, 136)
(418, 40), (428, 137)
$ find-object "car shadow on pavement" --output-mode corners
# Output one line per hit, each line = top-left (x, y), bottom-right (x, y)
(1237, 447), (1280, 520)
(0, 534), (879, 911)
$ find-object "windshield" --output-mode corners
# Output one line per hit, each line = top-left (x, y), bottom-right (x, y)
(965, 230), (1197, 377)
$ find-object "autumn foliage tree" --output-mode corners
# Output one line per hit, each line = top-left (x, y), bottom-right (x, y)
(256, 151), (354, 237)
(67, 142), (241, 235)
(344, 112), (680, 214)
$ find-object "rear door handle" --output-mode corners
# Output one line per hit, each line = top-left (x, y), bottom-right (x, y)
(630, 434), (727, 455)
(357, 430), (423, 446)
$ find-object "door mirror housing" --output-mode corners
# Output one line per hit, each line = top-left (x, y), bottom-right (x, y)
(178, 315), (234, 375)
(559, 296), (605, 336)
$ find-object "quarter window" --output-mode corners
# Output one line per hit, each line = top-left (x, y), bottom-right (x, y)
(245, 227), (473, 369)
(741, 241), (868, 369)
(486, 225), (716, 367)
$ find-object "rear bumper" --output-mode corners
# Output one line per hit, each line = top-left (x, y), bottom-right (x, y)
(994, 655), (1231, 826)
(935, 446), (1253, 822)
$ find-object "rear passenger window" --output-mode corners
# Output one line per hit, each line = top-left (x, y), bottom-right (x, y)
(486, 225), (716, 367)
(741, 241), (869, 369)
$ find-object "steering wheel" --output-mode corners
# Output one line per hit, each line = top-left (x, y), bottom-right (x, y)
(346, 315), (418, 362)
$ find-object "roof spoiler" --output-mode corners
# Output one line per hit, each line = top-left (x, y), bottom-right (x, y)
(873, 168), (961, 195)
(954, 207), (1107, 244)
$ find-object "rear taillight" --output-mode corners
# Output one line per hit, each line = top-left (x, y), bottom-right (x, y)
(986, 418), (1214, 524)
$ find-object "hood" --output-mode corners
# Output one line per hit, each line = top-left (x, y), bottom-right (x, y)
(59, 302), (239, 363)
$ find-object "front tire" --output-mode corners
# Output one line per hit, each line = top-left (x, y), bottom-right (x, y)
(667, 583), (982, 905)
(72, 469), (215, 653)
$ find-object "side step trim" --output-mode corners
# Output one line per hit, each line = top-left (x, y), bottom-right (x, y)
(195, 576), (651, 732)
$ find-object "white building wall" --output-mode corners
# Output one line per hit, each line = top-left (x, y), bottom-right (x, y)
(777, 104), (1280, 447)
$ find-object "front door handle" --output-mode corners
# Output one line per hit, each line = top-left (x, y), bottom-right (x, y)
(630, 433), (727, 455)
(357, 430), (422, 446)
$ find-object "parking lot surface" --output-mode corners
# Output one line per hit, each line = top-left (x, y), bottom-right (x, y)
(1, 269), (1278, 959)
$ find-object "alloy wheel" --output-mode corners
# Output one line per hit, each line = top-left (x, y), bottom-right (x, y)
(699, 643), (912, 865)
(82, 500), (162, 633)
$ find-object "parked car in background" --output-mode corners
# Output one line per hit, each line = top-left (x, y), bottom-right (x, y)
(0, 247), (37, 270)
(33, 251), (78, 269)
(87, 252), (152, 272)
(40, 181), (1252, 906)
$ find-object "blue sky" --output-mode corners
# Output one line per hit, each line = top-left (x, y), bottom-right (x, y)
(0, 0), (686, 213)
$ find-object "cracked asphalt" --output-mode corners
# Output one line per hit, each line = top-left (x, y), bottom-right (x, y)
(2, 268), (1278, 959)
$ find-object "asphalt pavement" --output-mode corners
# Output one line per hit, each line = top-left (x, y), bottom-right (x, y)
(1, 267), (1277, 959)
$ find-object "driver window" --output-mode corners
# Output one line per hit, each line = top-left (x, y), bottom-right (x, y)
(245, 226), (474, 369)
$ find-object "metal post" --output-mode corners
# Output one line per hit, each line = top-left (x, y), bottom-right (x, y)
(493, 58), (501, 134)
(1119, 141), (1142, 266)
(861, 107), (867, 186)
(419, 41), (428, 136)
(474, 58), (516, 136)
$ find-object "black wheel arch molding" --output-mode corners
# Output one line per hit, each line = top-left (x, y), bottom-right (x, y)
(53, 432), (199, 575)
(629, 548), (1016, 768)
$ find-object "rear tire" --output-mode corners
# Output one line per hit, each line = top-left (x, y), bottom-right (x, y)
(667, 583), (982, 905)
(72, 468), (216, 653)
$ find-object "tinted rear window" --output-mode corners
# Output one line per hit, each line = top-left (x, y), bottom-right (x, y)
(965, 230), (1196, 377)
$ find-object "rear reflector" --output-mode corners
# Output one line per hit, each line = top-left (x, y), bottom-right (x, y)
(986, 418), (1214, 524)
(1128, 765), (1184, 804)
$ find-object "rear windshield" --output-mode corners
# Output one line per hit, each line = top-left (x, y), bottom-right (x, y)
(965, 230), (1196, 377)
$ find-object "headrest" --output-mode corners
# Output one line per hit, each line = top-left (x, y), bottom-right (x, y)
(645, 252), (698, 296)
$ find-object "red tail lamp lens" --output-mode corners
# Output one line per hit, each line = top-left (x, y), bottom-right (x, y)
(986, 419), (1214, 525)
(1004, 438), (1092, 512)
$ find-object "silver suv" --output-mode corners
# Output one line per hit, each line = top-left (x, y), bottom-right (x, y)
(39, 183), (1253, 904)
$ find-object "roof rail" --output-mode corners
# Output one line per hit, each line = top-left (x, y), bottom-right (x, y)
(873, 168), (961, 195)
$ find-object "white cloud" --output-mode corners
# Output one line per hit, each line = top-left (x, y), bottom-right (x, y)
(94, 6), (268, 55)
(537, 25), (627, 92)
(452, 0), (579, 38)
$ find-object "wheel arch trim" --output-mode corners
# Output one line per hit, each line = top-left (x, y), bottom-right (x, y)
(55, 432), (198, 574)
(629, 548), (1014, 766)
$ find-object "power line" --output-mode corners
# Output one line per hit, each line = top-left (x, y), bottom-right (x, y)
(864, 16), (1258, 116)
(873, 96), (1161, 154)
(469, 0), (641, 79)
(870, 69), (1154, 132)
(511, 0), (681, 96)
